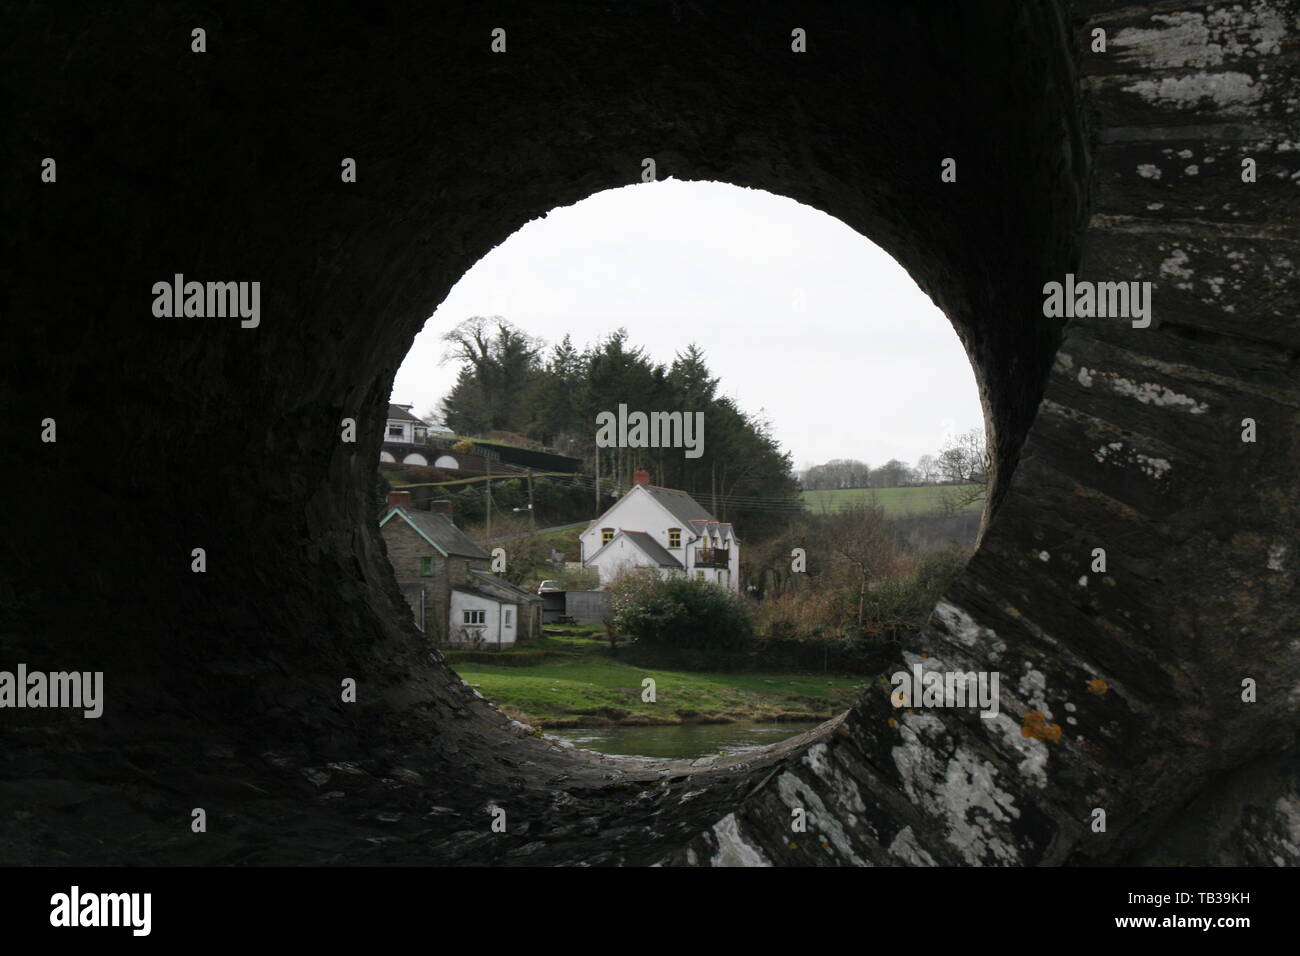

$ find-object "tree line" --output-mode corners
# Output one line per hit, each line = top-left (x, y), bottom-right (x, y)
(799, 429), (988, 491)
(432, 316), (801, 539)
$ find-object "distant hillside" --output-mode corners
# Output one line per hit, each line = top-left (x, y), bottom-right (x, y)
(800, 485), (984, 517)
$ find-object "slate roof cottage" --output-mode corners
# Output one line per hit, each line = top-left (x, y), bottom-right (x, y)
(379, 491), (541, 646)
(580, 469), (739, 591)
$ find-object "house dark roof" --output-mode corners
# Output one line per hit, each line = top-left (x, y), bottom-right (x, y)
(606, 530), (683, 569)
(464, 569), (544, 603)
(387, 403), (428, 424)
(641, 484), (718, 526)
(688, 518), (735, 541)
(590, 483), (739, 544)
(380, 506), (489, 559)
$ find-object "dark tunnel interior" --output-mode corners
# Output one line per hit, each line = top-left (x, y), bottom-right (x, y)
(2, 1), (1298, 866)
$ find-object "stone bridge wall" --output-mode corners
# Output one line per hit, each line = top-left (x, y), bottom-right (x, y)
(2, 0), (1296, 865)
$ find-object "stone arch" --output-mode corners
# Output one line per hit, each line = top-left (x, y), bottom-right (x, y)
(379, 451), (396, 463)
(4, 1), (1296, 865)
(433, 455), (459, 470)
(401, 452), (429, 467)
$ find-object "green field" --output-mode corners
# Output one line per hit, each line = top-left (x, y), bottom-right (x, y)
(448, 630), (860, 729)
(800, 484), (984, 516)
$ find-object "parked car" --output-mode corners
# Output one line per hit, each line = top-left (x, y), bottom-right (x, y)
(537, 580), (562, 595)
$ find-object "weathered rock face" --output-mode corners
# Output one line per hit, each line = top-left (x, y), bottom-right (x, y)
(1, 1), (1296, 865)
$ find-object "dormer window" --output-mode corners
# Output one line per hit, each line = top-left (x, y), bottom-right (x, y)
(601, 528), (615, 545)
(668, 528), (681, 549)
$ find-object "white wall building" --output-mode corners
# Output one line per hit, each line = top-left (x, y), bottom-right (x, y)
(580, 469), (740, 591)
(384, 404), (454, 443)
(449, 570), (532, 647)
(384, 403), (429, 444)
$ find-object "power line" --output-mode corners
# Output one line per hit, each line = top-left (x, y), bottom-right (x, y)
(389, 466), (976, 514)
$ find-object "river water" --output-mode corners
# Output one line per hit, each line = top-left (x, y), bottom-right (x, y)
(548, 720), (824, 760)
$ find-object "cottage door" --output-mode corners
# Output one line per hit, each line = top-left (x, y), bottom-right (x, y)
(502, 606), (516, 646)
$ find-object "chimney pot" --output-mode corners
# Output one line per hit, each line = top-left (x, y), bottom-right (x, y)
(633, 468), (651, 486)
(387, 490), (413, 509)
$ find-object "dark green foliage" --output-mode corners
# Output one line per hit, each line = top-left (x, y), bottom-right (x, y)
(609, 573), (753, 651)
(443, 475), (592, 527)
(436, 317), (801, 536)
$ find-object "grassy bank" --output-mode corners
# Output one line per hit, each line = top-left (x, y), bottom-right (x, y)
(447, 629), (861, 729)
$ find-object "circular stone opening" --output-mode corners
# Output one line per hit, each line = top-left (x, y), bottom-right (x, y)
(378, 179), (988, 761)
(8, 0), (1116, 867)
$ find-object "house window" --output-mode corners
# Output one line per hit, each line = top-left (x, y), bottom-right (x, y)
(695, 570), (705, 580)
(387, 424), (404, 438)
(463, 609), (486, 626)
(504, 608), (513, 626)
(601, 527), (614, 545)
(419, 557), (433, 576)
(668, 528), (681, 549)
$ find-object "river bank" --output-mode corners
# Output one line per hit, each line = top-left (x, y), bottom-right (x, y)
(548, 720), (829, 760)
(446, 629), (863, 729)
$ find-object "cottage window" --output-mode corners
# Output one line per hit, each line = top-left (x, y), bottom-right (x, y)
(695, 570), (706, 580)
(668, 528), (681, 549)
(601, 527), (614, 545)
(419, 557), (433, 576)
(387, 424), (403, 438)
(503, 608), (513, 626)
(463, 609), (486, 625)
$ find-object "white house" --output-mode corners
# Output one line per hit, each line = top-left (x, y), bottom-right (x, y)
(381, 403), (455, 466)
(449, 570), (539, 648)
(580, 469), (739, 591)
(384, 403), (429, 445)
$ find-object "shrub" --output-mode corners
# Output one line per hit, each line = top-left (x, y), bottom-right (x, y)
(852, 544), (969, 646)
(608, 571), (753, 650)
(753, 586), (849, 642)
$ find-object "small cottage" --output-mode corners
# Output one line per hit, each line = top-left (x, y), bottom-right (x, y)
(379, 491), (542, 646)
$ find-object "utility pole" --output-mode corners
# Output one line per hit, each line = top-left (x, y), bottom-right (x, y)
(485, 456), (491, 537)
(526, 467), (536, 530)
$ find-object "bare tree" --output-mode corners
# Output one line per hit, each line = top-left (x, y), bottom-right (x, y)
(937, 428), (990, 509)
(914, 454), (939, 484)
(870, 458), (913, 488)
(803, 458), (872, 490)
(828, 505), (901, 627)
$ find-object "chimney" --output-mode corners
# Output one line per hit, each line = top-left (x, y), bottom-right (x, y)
(387, 490), (413, 510)
(428, 499), (453, 519)
(633, 468), (651, 486)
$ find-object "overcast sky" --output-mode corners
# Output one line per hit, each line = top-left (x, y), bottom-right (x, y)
(391, 179), (982, 472)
